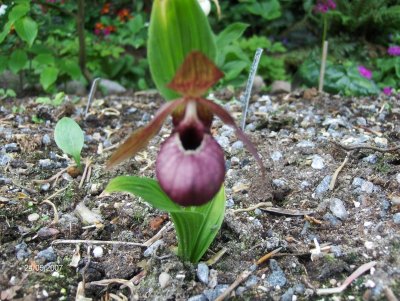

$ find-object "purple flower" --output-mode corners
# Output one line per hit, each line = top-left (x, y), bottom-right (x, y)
(388, 46), (400, 56)
(358, 66), (372, 79)
(383, 87), (392, 95)
(314, 0), (336, 13)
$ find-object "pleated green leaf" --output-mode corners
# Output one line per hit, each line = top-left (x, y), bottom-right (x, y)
(148, 0), (217, 100)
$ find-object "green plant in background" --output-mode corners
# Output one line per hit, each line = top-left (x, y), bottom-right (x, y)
(35, 92), (66, 106)
(54, 117), (84, 168)
(105, 0), (263, 263)
(0, 88), (16, 100)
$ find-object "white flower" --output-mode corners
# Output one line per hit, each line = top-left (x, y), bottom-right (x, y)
(0, 5), (8, 16)
(197, 0), (211, 16)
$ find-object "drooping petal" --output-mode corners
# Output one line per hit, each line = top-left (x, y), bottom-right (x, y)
(156, 132), (225, 206)
(107, 98), (186, 168)
(167, 51), (224, 98)
(197, 97), (265, 174)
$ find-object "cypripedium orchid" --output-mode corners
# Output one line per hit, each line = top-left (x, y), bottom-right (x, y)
(108, 51), (263, 206)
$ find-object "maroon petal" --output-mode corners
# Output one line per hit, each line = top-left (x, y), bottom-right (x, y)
(107, 98), (186, 168)
(197, 98), (265, 174)
(156, 132), (225, 206)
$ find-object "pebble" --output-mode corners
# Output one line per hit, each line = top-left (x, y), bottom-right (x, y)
(37, 227), (60, 239)
(266, 259), (286, 287)
(42, 134), (51, 145)
(352, 177), (364, 187)
(356, 117), (367, 126)
(197, 262), (209, 284)
(271, 151), (283, 161)
(362, 154), (378, 164)
(28, 213), (40, 222)
(364, 241), (374, 249)
(225, 198), (234, 208)
(0, 175), (11, 185)
(323, 213), (342, 227)
(314, 175), (332, 199)
(15, 242), (30, 260)
(159, 272), (171, 288)
(99, 79), (127, 94)
(231, 141), (243, 154)
(300, 181), (311, 190)
(4, 143), (19, 152)
(187, 295), (207, 301)
(374, 137), (388, 147)
(36, 247), (57, 263)
(58, 213), (80, 231)
(0, 153), (12, 166)
(38, 159), (55, 169)
(311, 155), (325, 169)
(329, 198), (348, 220)
(245, 123), (256, 132)
(272, 178), (287, 188)
(361, 181), (374, 194)
(396, 174), (400, 184)
(245, 275), (259, 288)
(296, 140), (315, 148)
(40, 183), (51, 192)
(208, 269), (218, 288)
(281, 288), (294, 301)
(216, 136), (230, 148)
(393, 213), (400, 224)
(330, 246), (342, 257)
(93, 246), (104, 258)
(203, 284), (229, 301)
(144, 239), (163, 257)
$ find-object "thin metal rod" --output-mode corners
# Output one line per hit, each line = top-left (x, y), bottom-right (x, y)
(84, 77), (101, 118)
(240, 48), (263, 130)
(318, 41), (328, 93)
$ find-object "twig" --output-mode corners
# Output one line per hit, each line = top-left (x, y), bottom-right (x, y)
(12, 181), (37, 195)
(383, 286), (399, 301)
(240, 48), (264, 130)
(85, 77), (101, 118)
(329, 153), (350, 191)
(89, 279), (135, 301)
(332, 140), (400, 153)
(103, 143), (120, 152)
(41, 199), (59, 224)
(79, 158), (92, 189)
(316, 261), (376, 295)
(52, 239), (147, 247)
(232, 202), (272, 214)
(256, 247), (283, 265)
(318, 41), (328, 93)
(206, 247), (228, 266)
(45, 186), (69, 201)
(82, 245), (92, 288)
(33, 166), (73, 184)
(215, 270), (252, 301)
(143, 221), (172, 247)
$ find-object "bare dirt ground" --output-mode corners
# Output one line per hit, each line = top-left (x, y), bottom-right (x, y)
(0, 89), (399, 301)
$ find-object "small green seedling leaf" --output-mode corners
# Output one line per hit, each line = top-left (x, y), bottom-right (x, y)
(54, 117), (84, 167)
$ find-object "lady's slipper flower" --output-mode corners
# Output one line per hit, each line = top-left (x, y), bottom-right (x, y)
(108, 51), (263, 206)
(358, 66), (372, 79)
(383, 87), (392, 95)
(388, 46), (400, 56)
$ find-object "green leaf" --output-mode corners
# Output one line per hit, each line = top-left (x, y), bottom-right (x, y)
(223, 60), (248, 81)
(58, 59), (82, 79)
(0, 21), (13, 44)
(216, 22), (248, 50)
(35, 97), (52, 105)
(105, 176), (182, 212)
(40, 66), (59, 90)
(8, 4), (30, 22)
(148, 0), (217, 100)
(33, 54), (55, 66)
(395, 57), (400, 79)
(245, 0), (281, 20)
(9, 49), (28, 73)
(54, 117), (84, 166)
(0, 56), (7, 73)
(14, 17), (38, 47)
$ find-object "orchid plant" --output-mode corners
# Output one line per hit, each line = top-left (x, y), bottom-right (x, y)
(105, 0), (262, 262)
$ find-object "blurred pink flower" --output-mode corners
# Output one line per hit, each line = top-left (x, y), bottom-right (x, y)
(383, 87), (392, 95)
(314, 0), (336, 13)
(358, 66), (372, 79)
(388, 46), (400, 56)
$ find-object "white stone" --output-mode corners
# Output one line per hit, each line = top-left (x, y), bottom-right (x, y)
(364, 241), (374, 249)
(28, 213), (40, 222)
(311, 155), (325, 169)
(93, 246), (103, 258)
(159, 272), (171, 288)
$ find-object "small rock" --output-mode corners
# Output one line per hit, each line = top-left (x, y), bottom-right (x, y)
(208, 269), (218, 288)
(99, 79), (127, 95)
(330, 246), (342, 257)
(361, 181), (374, 194)
(144, 239), (163, 257)
(329, 198), (348, 220)
(4, 143), (19, 152)
(323, 213), (341, 227)
(63, 80), (87, 96)
(36, 247), (57, 263)
(0, 153), (12, 166)
(37, 227), (60, 238)
(245, 123), (256, 132)
(296, 140), (315, 148)
(294, 284), (305, 294)
(27, 213), (40, 222)
(300, 181), (311, 189)
(362, 154), (378, 164)
(272, 178), (287, 188)
(203, 284), (229, 301)
(352, 177), (364, 187)
(40, 183), (51, 192)
(266, 259), (286, 287)
(216, 136), (229, 148)
(159, 272), (171, 288)
(271, 151), (283, 161)
(93, 246), (104, 258)
(15, 242), (30, 260)
(245, 275), (259, 288)
(271, 80), (291, 94)
(38, 159), (55, 170)
(311, 155), (325, 169)
(231, 141), (243, 154)
(396, 173), (400, 184)
(281, 288), (294, 301)
(42, 134), (51, 146)
(314, 175), (332, 199)
(364, 241), (374, 249)
(75, 202), (103, 225)
(374, 137), (388, 147)
(253, 75), (266, 93)
(197, 262), (209, 285)
(58, 213), (80, 231)
(356, 117), (367, 126)
(393, 213), (400, 224)
(226, 198), (234, 208)
(188, 295), (207, 301)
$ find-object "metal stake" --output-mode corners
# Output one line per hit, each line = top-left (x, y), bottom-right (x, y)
(84, 77), (101, 118)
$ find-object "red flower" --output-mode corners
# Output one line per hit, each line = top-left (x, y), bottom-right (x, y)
(117, 8), (132, 22)
(101, 3), (111, 14)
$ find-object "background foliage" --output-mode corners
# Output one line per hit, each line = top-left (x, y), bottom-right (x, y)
(0, 0), (399, 96)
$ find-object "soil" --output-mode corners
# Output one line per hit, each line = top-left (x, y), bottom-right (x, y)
(0, 89), (399, 301)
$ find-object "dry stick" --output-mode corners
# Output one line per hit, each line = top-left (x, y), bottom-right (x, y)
(316, 261), (376, 295)
(240, 48), (264, 130)
(33, 166), (74, 184)
(90, 279), (135, 301)
(52, 239), (147, 247)
(215, 247), (282, 301)
(41, 199), (60, 224)
(332, 140), (400, 153)
(79, 159), (92, 189)
(383, 286), (399, 301)
(143, 221), (173, 247)
(329, 153), (350, 191)
(232, 202), (273, 214)
(84, 77), (101, 118)
(206, 247), (228, 266)
(318, 41), (328, 93)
